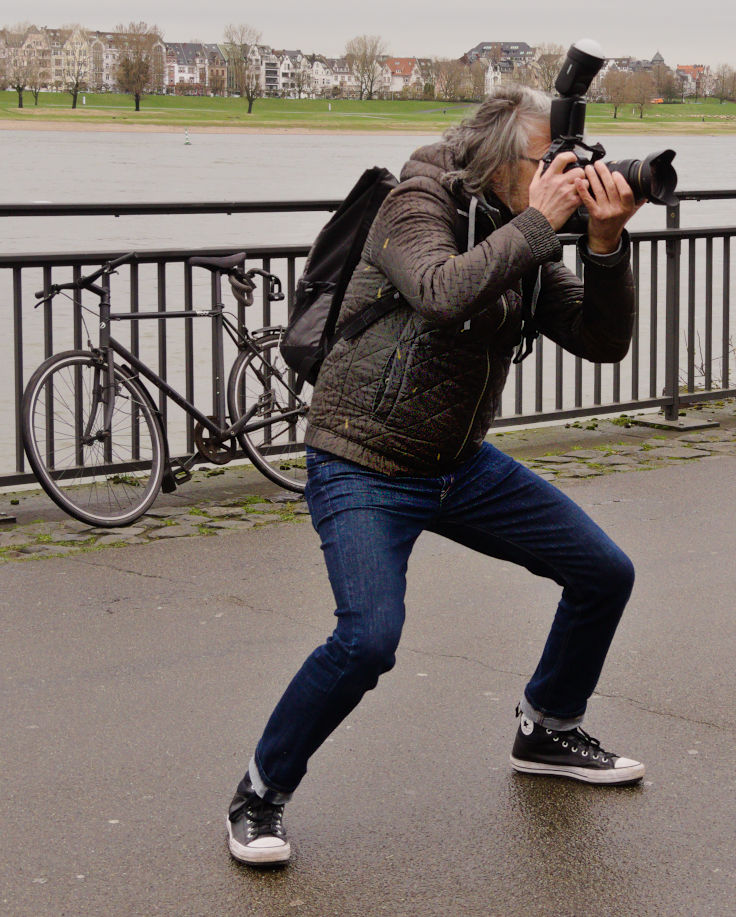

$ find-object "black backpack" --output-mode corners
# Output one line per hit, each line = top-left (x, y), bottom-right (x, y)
(280, 166), (402, 390)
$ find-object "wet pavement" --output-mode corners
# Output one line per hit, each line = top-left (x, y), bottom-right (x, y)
(2, 403), (736, 916)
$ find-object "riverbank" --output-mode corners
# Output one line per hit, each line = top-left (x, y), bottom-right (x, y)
(3, 118), (736, 135)
(3, 92), (736, 134)
(0, 119), (387, 135)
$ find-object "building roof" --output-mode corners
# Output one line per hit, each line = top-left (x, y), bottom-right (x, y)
(384, 57), (417, 77)
(466, 41), (534, 62)
(201, 43), (225, 62)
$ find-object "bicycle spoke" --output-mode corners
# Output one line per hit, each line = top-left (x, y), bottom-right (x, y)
(228, 333), (310, 492)
(22, 352), (166, 527)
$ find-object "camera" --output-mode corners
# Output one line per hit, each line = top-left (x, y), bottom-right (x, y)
(543, 39), (678, 230)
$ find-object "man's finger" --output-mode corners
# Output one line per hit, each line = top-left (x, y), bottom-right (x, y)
(575, 177), (597, 209)
(611, 171), (636, 205)
(546, 151), (578, 175)
(592, 161), (618, 200)
(584, 164), (607, 202)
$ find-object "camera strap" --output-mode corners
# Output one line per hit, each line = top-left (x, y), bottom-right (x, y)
(460, 196), (483, 330)
(467, 196), (479, 250)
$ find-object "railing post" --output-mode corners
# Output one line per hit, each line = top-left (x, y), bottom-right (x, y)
(664, 203), (681, 421)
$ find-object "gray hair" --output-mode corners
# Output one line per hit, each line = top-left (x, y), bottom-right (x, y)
(444, 84), (551, 196)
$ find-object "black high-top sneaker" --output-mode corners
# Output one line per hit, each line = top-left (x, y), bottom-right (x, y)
(226, 778), (291, 866)
(510, 709), (645, 785)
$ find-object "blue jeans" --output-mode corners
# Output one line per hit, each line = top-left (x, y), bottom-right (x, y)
(249, 443), (635, 803)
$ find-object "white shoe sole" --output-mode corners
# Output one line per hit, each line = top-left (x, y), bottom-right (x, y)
(226, 817), (291, 865)
(510, 754), (645, 785)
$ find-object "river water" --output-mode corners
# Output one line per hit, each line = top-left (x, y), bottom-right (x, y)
(1, 129), (735, 473)
(2, 130), (736, 252)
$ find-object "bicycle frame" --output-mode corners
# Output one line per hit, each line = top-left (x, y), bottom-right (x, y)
(90, 271), (301, 454)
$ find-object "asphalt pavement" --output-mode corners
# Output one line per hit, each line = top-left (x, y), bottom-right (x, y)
(2, 413), (736, 917)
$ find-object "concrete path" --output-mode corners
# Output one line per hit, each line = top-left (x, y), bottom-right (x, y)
(2, 407), (736, 916)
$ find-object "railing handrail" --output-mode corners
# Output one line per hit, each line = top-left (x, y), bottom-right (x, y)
(0, 189), (734, 219)
(0, 200), (344, 217)
(0, 244), (312, 268)
(3, 226), (736, 270)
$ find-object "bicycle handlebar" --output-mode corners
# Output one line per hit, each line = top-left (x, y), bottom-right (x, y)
(35, 251), (138, 300)
(32, 251), (284, 311)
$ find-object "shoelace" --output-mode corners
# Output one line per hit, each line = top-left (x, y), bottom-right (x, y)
(549, 726), (612, 763)
(239, 796), (286, 839)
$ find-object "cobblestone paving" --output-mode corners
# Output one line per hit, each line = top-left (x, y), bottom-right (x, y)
(524, 429), (736, 481)
(0, 493), (309, 562)
(2, 404), (735, 562)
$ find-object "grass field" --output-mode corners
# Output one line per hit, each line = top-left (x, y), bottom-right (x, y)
(2, 91), (736, 132)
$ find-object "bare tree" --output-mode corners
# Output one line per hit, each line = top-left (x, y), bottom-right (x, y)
(602, 68), (628, 119)
(712, 64), (736, 103)
(434, 59), (470, 101)
(652, 62), (678, 102)
(345, 34), (386, 100)
(291, 63), (313, 99)
(692, 70), (705, 102)
(7, 51), (33, 107)
(510, 60), (538, 88)
(223, 23), (262, 112)
(535, 43), (565, 93)
(626, 70), (655, 119)
(209, 70), (226, 96)
(2, 26), (35, 107)
(469, 59), (487, 101)
(28, 55), (49, 104)
(112, 21), (164, 111)
(62, 27), (90, 108)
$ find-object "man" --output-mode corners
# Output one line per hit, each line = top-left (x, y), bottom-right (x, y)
(227, 85), (645, 866)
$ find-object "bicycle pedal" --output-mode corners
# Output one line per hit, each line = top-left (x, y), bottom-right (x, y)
(162, 461), (192, 492)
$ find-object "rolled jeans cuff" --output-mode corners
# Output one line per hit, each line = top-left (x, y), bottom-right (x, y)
(249, 755), (294, 805)
(520, 694), (584, 732)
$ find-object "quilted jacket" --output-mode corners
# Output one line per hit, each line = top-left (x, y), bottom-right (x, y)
(304, 141), (636, 475)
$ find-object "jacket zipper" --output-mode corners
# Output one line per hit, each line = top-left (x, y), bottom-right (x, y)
(453, 347), (491, 460)
(372, 347), (399, 413)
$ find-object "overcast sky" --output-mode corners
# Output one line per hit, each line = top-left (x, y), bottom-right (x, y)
(13, 0), (735, 68)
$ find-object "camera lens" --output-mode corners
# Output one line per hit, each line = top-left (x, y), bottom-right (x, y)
(605, 149), (678, 205)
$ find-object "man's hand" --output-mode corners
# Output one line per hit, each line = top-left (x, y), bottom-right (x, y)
(575, 161), (644, 254)
(528, 152), (586, 231)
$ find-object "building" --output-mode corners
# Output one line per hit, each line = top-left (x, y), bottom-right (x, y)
(325, 58), (360, 98)
(676, 64), (709, 97)
(309, 55), (335, 97)
(0, 26), (168, 95)
(164, 42), (226, 93)
(466, 41), (535, 66)
(380, 57), (423, 95)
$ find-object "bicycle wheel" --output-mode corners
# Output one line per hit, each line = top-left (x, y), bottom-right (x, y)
(227, 332), (309, 492)
(21, 350), (166, 527)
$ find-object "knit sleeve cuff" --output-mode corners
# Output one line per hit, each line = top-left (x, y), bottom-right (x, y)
(511, 208), (563, 263)
(579, 230), (631, 268)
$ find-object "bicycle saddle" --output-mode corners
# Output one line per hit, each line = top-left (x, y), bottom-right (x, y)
(188, 252), (246, 272)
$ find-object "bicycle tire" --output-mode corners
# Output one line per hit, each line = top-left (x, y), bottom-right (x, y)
(227, 332), (309, 493)
(21, 350), (166, 527)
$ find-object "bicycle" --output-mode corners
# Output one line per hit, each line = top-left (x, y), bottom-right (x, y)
(21, 251), (310, 528)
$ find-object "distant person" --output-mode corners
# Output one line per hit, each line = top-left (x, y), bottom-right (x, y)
(226, 84), (645, 866)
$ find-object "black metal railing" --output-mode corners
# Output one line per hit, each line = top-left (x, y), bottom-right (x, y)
(0, 193), (734, 487)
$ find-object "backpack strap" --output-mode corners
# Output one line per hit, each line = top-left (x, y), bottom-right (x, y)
(513, 267), (542, 364)
(336, 291), (404, 343)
